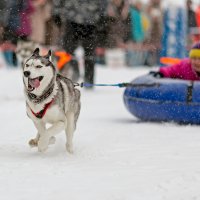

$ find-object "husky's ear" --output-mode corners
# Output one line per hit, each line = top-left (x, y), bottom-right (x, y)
(32, 48), (40, 56)
(44, 50), (52, 61)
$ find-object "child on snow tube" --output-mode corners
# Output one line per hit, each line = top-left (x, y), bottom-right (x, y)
(151, 42), (200, 81)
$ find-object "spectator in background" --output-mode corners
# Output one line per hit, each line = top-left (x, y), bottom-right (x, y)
(195, 1), (200, 28)
(4, 0), (34, 44)
(0, 0), (7, 44)
(129, 0), (145, 43)
(107, 0), (130, 48)
(125, 0), (146, 66)
(45, 0), (60, 46)
(186, 0), (197, 47)
(187, 0), (197, 29)
(145, 0), (162, 65)
(2, 0), (34, 67)
(30, 0), (51, 45)
(52, 0), (107, 87)
(146, 0), (162, 45)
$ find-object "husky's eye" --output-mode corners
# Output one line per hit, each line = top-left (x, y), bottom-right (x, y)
(36, 65), (42, 68)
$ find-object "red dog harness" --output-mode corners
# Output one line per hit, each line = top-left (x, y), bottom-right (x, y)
(30, 99), (54, 119)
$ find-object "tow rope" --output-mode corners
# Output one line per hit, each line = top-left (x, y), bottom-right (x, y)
(74, 82), (160, 88)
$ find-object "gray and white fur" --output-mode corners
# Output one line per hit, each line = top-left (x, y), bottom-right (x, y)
(23, 48), (81, 153)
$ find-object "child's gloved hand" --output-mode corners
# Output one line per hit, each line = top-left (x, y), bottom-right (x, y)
(149, 71), (164, 78)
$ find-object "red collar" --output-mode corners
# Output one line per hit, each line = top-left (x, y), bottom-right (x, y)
(30, 99), (54, 119)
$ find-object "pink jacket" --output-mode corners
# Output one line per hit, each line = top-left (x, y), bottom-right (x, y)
(159, 58), (200, 81)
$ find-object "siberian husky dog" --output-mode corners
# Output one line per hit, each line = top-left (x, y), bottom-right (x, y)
(16, 40), (80, 82)
(23, 48), (81, 153)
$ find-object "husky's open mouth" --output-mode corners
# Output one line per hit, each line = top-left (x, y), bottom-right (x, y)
(28, 76), (43, 92)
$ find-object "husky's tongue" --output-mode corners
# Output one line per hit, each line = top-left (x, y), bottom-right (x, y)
(29, 78), (40, 88)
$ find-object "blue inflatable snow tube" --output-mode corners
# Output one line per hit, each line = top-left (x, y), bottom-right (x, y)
(123, 74), (200, 124)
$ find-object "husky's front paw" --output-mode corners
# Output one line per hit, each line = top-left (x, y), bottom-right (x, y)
(38, 136), (49, 152)
(66, 143), (73, 154)
(29, 136), (55, 148)
(29, 138), (38, 147)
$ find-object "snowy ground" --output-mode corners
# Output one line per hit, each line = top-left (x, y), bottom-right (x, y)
(1, 65), (200, 200)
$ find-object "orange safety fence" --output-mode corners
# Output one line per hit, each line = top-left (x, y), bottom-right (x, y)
(54, 51), (72, 70)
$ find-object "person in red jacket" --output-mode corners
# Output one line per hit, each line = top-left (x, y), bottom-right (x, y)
(152, 42), (200, 81)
